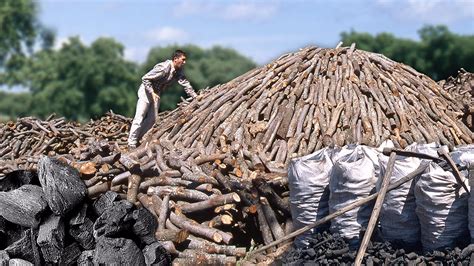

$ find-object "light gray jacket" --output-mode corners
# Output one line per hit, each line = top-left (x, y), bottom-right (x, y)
(141, 59), (197, 98)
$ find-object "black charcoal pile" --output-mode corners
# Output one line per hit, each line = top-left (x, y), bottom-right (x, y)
(0, 155), (170, 265)
(279, 231), (474, 265)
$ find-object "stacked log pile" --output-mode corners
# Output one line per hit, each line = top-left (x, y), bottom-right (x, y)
(0, 111), (131, 178)
(154, 45), (472, 151)
(438, 68), (474, 130)
(1, 45), (474, 263)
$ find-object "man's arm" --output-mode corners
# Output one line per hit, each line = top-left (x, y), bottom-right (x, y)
(177, 72), (197, 98)
(142, 63), (167, 94)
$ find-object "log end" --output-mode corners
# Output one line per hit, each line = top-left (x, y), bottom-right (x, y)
(232, 193), (241, 203)
(221, 214), (233, 225)
(247, 204), (258, 214)
(79, 162), (97, 176)
(176, 230), (190, 243)
(212, 233), (223, 243)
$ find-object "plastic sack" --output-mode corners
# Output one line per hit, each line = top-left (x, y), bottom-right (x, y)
(450, 145), (474, 168)
(450, 145), (474, 243)
(470, 162), (474, 243)
(415, 144), (470, 252)
(288, 147), (335, 248)
(328, 145), (379, 246)
(377, 143), (422, 248)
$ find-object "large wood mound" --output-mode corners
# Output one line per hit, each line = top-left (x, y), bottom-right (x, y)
(149, 45), (473, 173)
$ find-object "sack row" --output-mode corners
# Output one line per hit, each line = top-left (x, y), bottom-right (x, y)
(288, 142), (474, 252)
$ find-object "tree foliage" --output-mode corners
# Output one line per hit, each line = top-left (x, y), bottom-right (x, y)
(142, 44), (256, 110)
(0, 91), (32, 118)
(0, 0), (53, 68)
(340, 25), (474, 80)
(1, 37), (139, 120)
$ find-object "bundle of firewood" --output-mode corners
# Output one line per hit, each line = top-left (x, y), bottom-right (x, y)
(438, 68), (473, 130)
(439, 68), (473, 101)
(0, 111), (131, 178)
(1, 45), (473, 263)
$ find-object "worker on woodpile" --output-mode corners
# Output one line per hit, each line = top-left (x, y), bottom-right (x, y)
(127, 49), (197, 149)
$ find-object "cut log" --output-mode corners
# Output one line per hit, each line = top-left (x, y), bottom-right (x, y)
(187, 236), (247, 257)
(169, 212), (233, 244)
(177, 192), (241, 214)
(155, 229), (189, 243)
(158, 194), (170, 231)
(176, 249), (237, 265)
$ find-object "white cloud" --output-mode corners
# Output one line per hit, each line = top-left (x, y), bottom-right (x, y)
(222, 2), (278, 20)
(375, 0), (474, 24)
(124, 47), (146, 63)
(195, 34), (315, 64)
(145, 26), (189, 42)
(173, 0), (279, 21)
(53, 36), (91, 50)
(173, 1), (216, 16)
(53, 36), (70, 50)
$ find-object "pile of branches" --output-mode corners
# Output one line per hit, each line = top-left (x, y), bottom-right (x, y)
(438, 68), (474, 130)
(152, 45), (473, 166)
(0, 111), (131, 178)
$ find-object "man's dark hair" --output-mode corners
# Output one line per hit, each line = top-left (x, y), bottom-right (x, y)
(173, 50), (186, 60)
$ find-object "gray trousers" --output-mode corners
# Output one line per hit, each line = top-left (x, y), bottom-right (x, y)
(128, 85), (160, 146)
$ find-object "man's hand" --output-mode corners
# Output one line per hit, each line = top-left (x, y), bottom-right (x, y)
(195, 94), (204, 101)
(178, 96), (191, 108)
(152, 92), (160, 120)
(152, 92), (160, 103)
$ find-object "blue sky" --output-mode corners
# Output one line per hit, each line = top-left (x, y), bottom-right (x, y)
(38, 0), (474, 65)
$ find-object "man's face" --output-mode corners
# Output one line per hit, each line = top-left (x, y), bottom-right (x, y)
(173, 55), (186, 69)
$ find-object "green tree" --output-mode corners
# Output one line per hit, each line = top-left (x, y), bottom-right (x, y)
(0, 91), (32, 119)
(142, 44), (256, 111)
(418, 25), (474, 80)
(0, 0), (54, 69)
(10, 37), (139, 120)
(340, 25), (474, 80)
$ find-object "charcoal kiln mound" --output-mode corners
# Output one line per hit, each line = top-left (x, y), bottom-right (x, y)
(148, 45), (473, 173)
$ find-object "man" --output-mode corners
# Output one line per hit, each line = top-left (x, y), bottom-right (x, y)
(128, 49), (197, 149)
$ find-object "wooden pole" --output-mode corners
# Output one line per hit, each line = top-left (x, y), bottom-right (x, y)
(382, 147), (442, 163)
(437, 146), (470, 195)
(355, 151), (396, 265)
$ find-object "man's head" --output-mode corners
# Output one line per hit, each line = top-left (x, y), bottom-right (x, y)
(172, 50), (187, 69)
